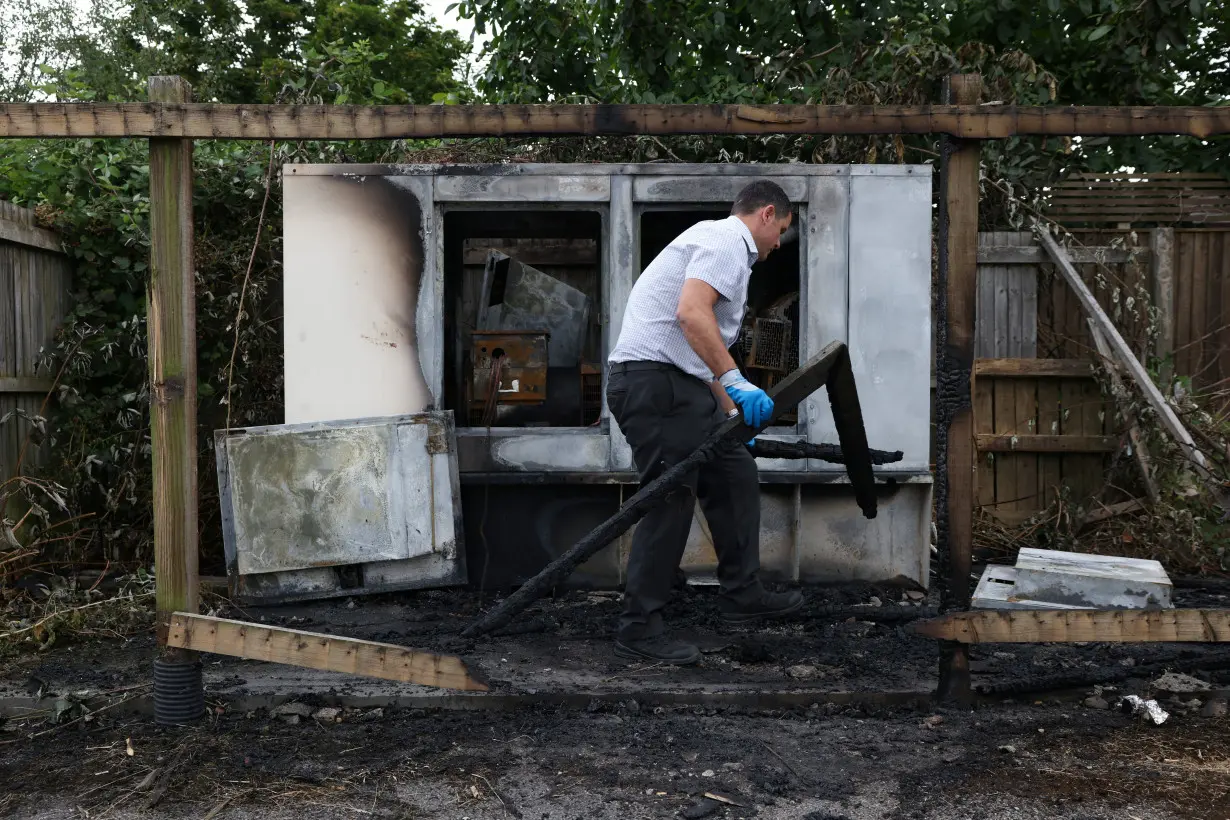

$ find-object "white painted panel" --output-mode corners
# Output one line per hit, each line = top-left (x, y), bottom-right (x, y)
(435, 175), (610, 201)
(803, 175), (850, 470)
(283, 174), (432, 424)
(847, 173), (933, 472)
(633, 176), (808, 202)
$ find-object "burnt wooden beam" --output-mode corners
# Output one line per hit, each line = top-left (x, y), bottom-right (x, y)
(0, 103), (1228, 140)
(911, 609), (1230, 644)
(935, 73), (982, 705)
(747, 439), (903, 465)
(460, 342), (875, 639)
(167, 613), (489, 691)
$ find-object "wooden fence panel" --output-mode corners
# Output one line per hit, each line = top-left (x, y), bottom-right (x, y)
(975, 231), (1037, 358)
(0, 202), (69, 482)
(974, 367), (1109, 521)
(1175, 230), (1230, 393)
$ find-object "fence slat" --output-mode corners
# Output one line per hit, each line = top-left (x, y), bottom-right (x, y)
(0, 201), (70, 481)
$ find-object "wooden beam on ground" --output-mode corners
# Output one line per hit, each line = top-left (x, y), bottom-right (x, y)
(1087, 319), (1160, 504)
(974, 358), (1094, 378)
(0, 103), (1228, 140)
(976, 245), (1143, 266)
(911, 609), (1230, 643)
(1035, 226), (1219, 490)
(167, 613), (489, 691)
(148, 76), (198, 648)
(936, 73), (982, 704)
(975, 434), (1118, 453)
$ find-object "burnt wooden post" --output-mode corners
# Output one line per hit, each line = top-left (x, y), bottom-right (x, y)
(935, 73), (981, 703)
(148, 75), (203, 725)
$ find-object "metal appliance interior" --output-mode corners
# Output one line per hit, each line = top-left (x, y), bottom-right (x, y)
(222, 163), (934, 603)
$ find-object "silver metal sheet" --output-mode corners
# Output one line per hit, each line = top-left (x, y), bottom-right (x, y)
(457, 430), (611, 472)
(803, 175), (850, 470)
(606, 175), (635, 470)
(435, 174), (610, 201)
(489, 254), (592, 367)
(283, 163), (915, 178)
(633, 176), (808, 202)
(218, 412), (462, 580)
(796, 482), (932, 585)
(846, 172), (933, 473)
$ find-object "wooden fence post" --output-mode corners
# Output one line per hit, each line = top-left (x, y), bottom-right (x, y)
(936, 73), (981, 704)
(1150, 227), (1175, 386)
(148, 76), (202, 724)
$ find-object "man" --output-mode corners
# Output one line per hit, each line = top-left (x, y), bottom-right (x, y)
(606, 180), (804, 665)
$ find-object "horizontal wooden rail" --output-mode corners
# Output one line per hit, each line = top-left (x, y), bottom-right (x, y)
(912, 609), (1230, 643)
(0, 377), (57, 394)
(167, 613), (489, 691)
(976, 245), (1144, 265)
(0, 103), (1228, 140)
(975, 433), (1117, 453)
(974, 358), (1095, 378)
(0, 217), (61, 253)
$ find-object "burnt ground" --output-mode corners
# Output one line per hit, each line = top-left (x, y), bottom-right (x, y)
(3, 581), (1230, 818)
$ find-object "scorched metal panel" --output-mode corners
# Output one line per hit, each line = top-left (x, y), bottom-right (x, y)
(218, 412), (461, 578)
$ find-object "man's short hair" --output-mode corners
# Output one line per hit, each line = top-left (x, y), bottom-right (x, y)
(732, 180), (791, 217)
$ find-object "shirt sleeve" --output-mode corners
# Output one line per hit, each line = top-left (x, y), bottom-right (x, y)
(683, 234), (746, 302)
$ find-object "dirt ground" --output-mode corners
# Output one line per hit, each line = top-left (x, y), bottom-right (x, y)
(4, 581), (1230, 819)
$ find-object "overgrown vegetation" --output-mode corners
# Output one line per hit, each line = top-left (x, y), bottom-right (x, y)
(0, 0), (1228, 651)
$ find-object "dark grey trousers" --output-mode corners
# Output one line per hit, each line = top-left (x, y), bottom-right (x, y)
(606, 361), (764, 640)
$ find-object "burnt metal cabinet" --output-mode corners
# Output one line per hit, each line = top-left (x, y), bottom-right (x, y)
(219, 163), (934, 603)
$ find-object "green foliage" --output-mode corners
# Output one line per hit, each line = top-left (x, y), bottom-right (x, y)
(0, 22), (463, 568)
(455, 0), (1225, 175)
(3, 0), (470, 103)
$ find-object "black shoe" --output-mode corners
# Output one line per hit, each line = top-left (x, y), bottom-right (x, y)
(614, 635), (701, 665)
(718, 589), (804, 624)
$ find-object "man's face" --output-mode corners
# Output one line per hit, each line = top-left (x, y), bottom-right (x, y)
(749, 205), (793, 261)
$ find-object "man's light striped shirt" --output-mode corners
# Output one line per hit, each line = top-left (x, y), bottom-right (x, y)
(609, 215), (758, 382)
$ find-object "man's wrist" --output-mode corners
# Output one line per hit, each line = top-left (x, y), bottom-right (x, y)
(718, 368), (744, 388)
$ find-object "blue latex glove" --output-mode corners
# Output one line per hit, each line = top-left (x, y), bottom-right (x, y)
(719, 369), (774, 428)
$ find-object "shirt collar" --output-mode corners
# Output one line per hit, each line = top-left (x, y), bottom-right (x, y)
(725, 215), (759, 265)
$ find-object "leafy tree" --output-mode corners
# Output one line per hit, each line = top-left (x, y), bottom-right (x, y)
(0, 5), (467, 568)
(5, 0), (470, 103)
(454, 0), (1224, 174)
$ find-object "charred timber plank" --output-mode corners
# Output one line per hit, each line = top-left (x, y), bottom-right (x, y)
(936, 74), (981, 705)
(460, 342), (873, 639)
(747, 439), (903, 465)
(911, 609), (1230, 643)
(167, 613), (489, 691)
(1, 103), (1229, 139)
